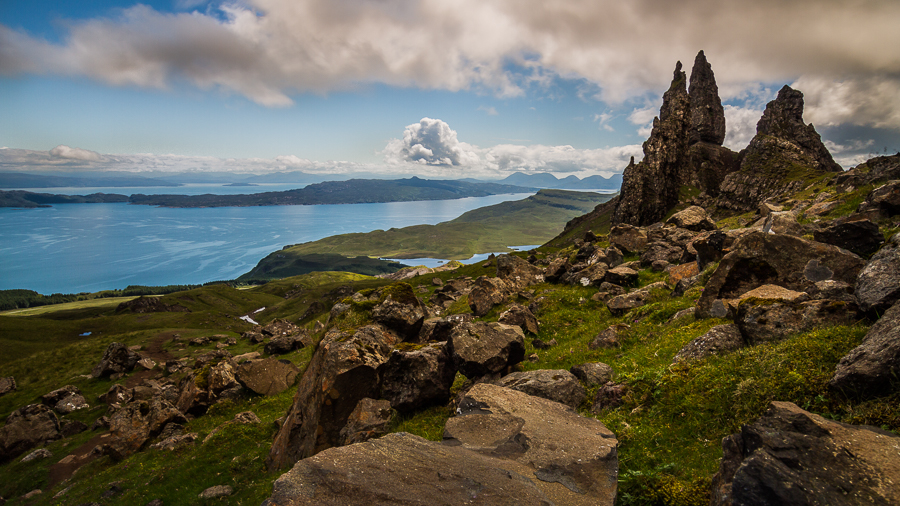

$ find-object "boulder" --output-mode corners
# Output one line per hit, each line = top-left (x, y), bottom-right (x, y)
(379, 342), (456, 413)
(0, 404), (60, 463)
(830, 301), (900, 397)
(262, 318), (301, 337)
(543, 257), (571, 283)
(0, 377), (16, 396)
(858, 180), (900, 217)
(697, 231), (865, 318)
(207, 358), (239, 394)
(236, 358), (300, 397)
(371, 284), (427, 340)
(264, 329), (310, 355)
(448, 322), (526, 379)
(104, 398), (186, 461)
(264, 432), (576, 506)
(710, 401), (900, 506)
(855, 232), (900, 314)
(609, 224), (648, 254)
(604, 266), (639, 286)
(761, 211), (805, 236)
(498, 304), (540, 334)
(21, 448), (52, 463)
(100, 384), (133, 407)
(606, 290), (650, 316)
(41, 385), (89, 415)
(337, 398), (393, 446)
(445, 383), (618, 504)
(242, 330), (265, 344)
(91, 342), (140, 378)
(468, 276), (511, 317)
(673, 324), (744, 363)
(266, 325), (398, 468)
(570, 362), (614, 387)
(640, 242), (684, 266)
(591, 246), (624, 268)
(591, 382), (628, 413)
(496, 254), (544, 290)
(736, 299), (859, 345)
(668, 261), (699, 286)
(199, 486), (233, 499)
(590, 324), (630, 349)
(567, 262), (609, 287)
(495, 369), (586, 409)
(692, 230), (728, 268)
(666, 206), (716, 231)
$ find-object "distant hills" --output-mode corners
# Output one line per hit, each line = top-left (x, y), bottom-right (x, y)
(0, 172), (181, 188)
(461, 172), (622, 190)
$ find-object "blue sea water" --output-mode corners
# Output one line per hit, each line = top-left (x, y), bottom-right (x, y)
(0, 193), (534, 294)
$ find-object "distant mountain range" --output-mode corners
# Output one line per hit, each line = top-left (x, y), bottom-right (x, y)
(461, 172), (623, 190)
(0, 170), (622, 191)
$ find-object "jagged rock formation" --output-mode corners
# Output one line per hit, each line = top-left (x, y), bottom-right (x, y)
(613, 51), (738, 226)
(711, 401), (900, 506)
(717, 85), (843, 211)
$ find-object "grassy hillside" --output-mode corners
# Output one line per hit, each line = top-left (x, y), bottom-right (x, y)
(241, 190), (613, 281)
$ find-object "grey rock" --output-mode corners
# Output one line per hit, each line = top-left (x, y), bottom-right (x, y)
(20, 448), (52, 463)
(604, 265), (639, 286)
(666, 206), (716, 231)
(198, 485), (233, 499)
(0, 377), (16, 396)
(448, 322), (526, 379)
(91, 342), (140, 378)
(856, 233), (900, 314)
(606, 290), (650, 316)
(831, 301), (900, 397)
(736, 299), (859, 345)
(42, 385), (89, 414)
(590, 324), (630, 349)
(609, 224), (649, 254)
(236, 358), (300, 397)
(762, 211), (805, 236)
(570, 362), (614, 387)
(337, 398), (393, 446)
(688, 50), (726, 146)
(0, 404), (60, 463)
(498, 304), (540, 334)
(494, 369), (586, 409)
(710, 401), (900, 506)
(445, 383), (618, 504)
(814, 219), (884, 257)
(379, 342), (455, 413)
(371, 285), (427, 340)
(674, 324), (744, 363)
(591, 382), (628, 413)
(264, 329), (310, 355)
(266, 325), (398, 469)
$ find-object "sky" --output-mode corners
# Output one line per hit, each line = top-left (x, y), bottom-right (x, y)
(1, 0), (899, 180)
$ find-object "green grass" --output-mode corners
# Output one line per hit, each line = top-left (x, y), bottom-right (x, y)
(0, 296), (142, 316)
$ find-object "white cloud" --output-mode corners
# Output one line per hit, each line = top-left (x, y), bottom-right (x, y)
(382, 117), (639, 177)
(793, 75), (900, 130)
(722, 105), (764, 151)
(383, 118), (481, 167)
(1, 0), (898, 127)
(49, 145), (103, 162)
(628, 106), (657, 138)
(478, 106), (499, 116)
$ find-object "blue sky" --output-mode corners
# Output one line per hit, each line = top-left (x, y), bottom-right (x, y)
(1, 0), (898, 179)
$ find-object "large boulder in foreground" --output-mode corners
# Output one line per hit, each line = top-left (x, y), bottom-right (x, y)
(378, 342), (456, 413)
(697, 231), (865, 318)
(0, 404), (60, 463)
(266, 324), (398, 469)
(236, 358), (300, 396)
(830, 301), (900, 397)
(445, 383), (618, 504)
(264, 432), (560, 506)
(710, 401), (900, 506)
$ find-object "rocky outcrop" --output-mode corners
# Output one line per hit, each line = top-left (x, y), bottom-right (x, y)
(115, 296), (190, 313)
(266, 324), (398, 469)
(710, 401), (900, 506)
(830, 301), (900, 397)
(813, 219), (883, 257)
(697, 231), (865, 318)
(91, 342), (140, 378)
(688, 51), (726, 146)
(0, 404), (60, 463)
(445, 384), (618, 503)
(717, 86), (842, 211)
(674, 324), (744, 363)
(855, 232), (900, 314)
(494, 369), (587, 408)
(103, 397), (186, 460)
(448, 321), (525, 379)
(378, 342), (455, 413)
(612, 61), (691, 226)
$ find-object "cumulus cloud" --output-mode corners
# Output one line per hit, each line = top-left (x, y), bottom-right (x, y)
(49, 145), (103, 162)
(1, 0), (899, 126)
(793, 75), (900, 131)
(383, 118), (481, 167)
(383, 117), (639, 177)
(722, 105), (764, 151)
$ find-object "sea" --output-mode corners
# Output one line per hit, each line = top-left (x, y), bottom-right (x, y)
(1, 184), (544, 294)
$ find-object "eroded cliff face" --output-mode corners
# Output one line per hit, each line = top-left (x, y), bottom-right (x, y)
(716, 85), (843, 211)
(613, 51), (738, 226)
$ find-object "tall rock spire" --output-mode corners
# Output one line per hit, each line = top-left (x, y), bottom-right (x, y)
(716, 85), (844, 210)
(688, 50), (726, 146)
(611, 61), (691, 226)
